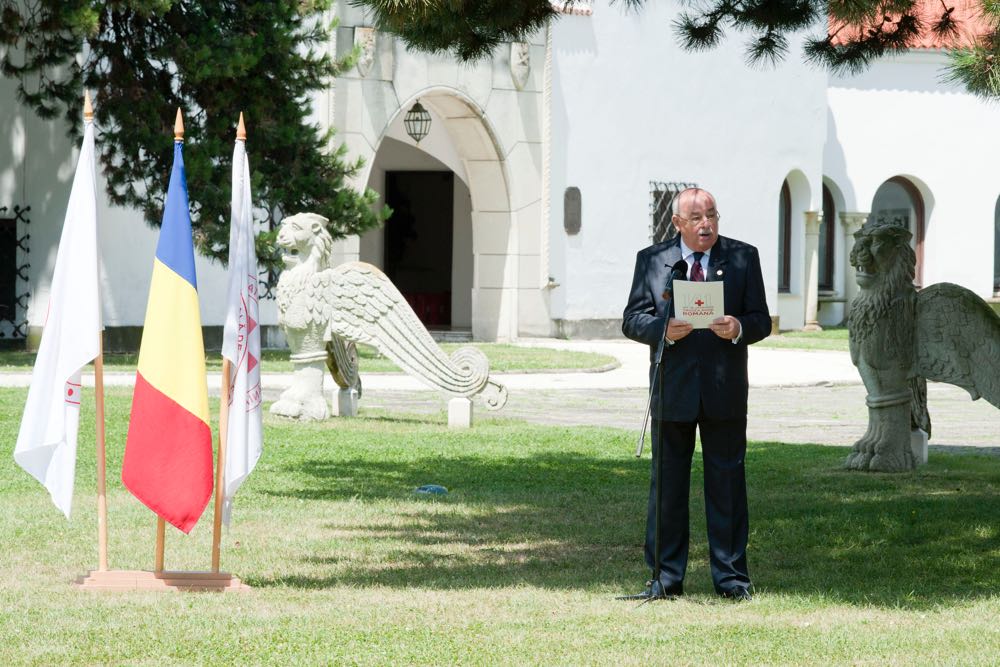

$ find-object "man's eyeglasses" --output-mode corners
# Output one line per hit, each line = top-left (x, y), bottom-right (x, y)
(676, 212), (721, 225)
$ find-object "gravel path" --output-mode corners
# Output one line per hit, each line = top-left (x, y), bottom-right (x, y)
(353, 383), (1000, 455)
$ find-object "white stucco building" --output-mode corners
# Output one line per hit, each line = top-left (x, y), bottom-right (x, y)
(3, 0), (999, 348)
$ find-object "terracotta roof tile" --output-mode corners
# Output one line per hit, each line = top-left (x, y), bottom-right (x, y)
(829, 0), (991, 49)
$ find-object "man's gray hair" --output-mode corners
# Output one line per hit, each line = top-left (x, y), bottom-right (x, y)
(672, 187), (706, 217)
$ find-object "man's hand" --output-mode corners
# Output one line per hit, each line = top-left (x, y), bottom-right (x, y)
(665, 318), (693, 343)
(710, 315), (741, 340)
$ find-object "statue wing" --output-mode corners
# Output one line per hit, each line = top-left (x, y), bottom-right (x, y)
(915, 282), (1000, 408)
(323, 261), (507, 409)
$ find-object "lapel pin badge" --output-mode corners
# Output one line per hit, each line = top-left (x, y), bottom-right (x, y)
(716, 269), (723, 276)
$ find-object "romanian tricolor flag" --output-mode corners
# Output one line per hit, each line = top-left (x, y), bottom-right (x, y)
(122, 138), (213, 534)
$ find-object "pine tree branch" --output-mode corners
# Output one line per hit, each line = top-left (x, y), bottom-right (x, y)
(0, 0), (387, 281)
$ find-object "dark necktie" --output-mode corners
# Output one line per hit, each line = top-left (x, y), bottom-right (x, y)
(690, 252), (705, 282)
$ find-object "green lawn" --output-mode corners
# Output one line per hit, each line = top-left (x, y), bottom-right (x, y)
(1, 387), (999, 664)
(758, 327), (850, 352)
(0, 343), (617, 374)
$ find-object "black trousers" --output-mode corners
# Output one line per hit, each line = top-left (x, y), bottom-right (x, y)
(645, 411), (750, 593)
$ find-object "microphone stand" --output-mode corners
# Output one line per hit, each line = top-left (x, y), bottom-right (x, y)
(635, 259), (685, 459)
(618, 260), (685, 603)
(635, 312), (669, 459)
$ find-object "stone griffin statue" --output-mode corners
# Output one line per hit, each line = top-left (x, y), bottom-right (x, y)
(846, 220), (1000, 472)
(270, 212), (508, 420)
(271, 213), (361, 420)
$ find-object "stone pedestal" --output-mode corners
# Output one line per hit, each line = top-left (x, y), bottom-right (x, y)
(911, 428), (929, 465)
(803, 210), (823, 331)
(448, 397), (473, 428)
(331, 388), (359, 417)
(840, 212), (868, 318)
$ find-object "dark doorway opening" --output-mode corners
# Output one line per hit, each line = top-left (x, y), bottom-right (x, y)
(384, 171), (454, 327)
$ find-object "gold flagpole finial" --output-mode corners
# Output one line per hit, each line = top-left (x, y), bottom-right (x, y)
(83, 91), (94, 121)
(174, 108), (185, 141)
(236, 112), (246, 141)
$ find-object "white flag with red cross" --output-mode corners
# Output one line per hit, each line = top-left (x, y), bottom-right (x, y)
(14, 119), (101, 518)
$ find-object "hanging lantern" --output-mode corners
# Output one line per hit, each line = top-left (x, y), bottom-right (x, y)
(403, 101), (432, 143)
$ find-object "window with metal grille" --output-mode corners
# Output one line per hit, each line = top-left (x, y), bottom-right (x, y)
(0, 205), (30, 340)
(650, 181), (697, 244)
(0, 215), (15, 325)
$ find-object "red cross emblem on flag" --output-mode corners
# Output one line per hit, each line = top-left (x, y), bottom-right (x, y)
(65, 381), (81, 406)
(695, 299), (705, 306)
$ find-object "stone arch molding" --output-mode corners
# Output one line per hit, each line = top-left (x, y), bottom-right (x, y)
(337, 83), (544, 341)
(783, 168), (813, 214)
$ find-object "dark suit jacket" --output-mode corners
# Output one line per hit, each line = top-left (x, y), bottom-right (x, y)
(622, 235), (771, 422)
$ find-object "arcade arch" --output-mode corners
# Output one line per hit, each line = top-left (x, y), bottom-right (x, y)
(870, 176), (928, 287)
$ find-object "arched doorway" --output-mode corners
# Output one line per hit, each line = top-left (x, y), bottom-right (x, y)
(355, 89), (522, 341)
(870, 177), (926, 287)
(360, 130), (474, 333)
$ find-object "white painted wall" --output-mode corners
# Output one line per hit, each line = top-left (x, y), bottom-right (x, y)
(548, 0), (827, 330)
(2, 85), (266, 332)
(826, 51), (1000, 298)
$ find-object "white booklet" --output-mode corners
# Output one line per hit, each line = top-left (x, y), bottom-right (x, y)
(673, 280), (724, 329)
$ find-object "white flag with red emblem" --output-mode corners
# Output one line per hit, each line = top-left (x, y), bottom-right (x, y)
(14, 119), (101, 518)
(220, 133), (263, 524)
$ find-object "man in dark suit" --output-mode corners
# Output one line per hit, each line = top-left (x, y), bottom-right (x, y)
(622, 188), (771, 601)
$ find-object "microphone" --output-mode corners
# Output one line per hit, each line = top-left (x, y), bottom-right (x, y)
(658, 259), (687, 346)
(661, 259), (688, 300)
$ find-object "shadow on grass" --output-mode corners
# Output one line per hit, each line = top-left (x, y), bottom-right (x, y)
(252, 422), (1000, 608)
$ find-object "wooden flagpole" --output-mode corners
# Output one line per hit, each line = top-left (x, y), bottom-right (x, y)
(155, 518), (165, 572)
(211, 358), (232, 572)
(211, 114), (246, 572)
(152, 108), (186, 575)
(95, 342), (109, 571)
(83, 91), (110, 573)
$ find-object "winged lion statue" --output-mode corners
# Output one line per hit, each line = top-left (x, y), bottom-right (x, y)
(270, 212), (508, 421)
(846, 219), (1000, 472)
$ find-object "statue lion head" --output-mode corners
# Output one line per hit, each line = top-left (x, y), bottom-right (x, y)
(850, 223), (915, 292)
(848, 222), (916, 350)
(276, 212), (333, 272)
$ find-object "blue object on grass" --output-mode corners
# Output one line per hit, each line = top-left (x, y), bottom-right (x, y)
(415, 484), (449, 495)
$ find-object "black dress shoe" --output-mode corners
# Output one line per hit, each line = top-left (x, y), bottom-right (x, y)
(719, 586), (752, 602)
(616, 579), (683, 601)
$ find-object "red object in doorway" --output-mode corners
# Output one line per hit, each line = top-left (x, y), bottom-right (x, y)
(403, 292), (451, 327)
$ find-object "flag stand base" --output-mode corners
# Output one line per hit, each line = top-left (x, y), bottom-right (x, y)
(75, 569), (250, 592)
